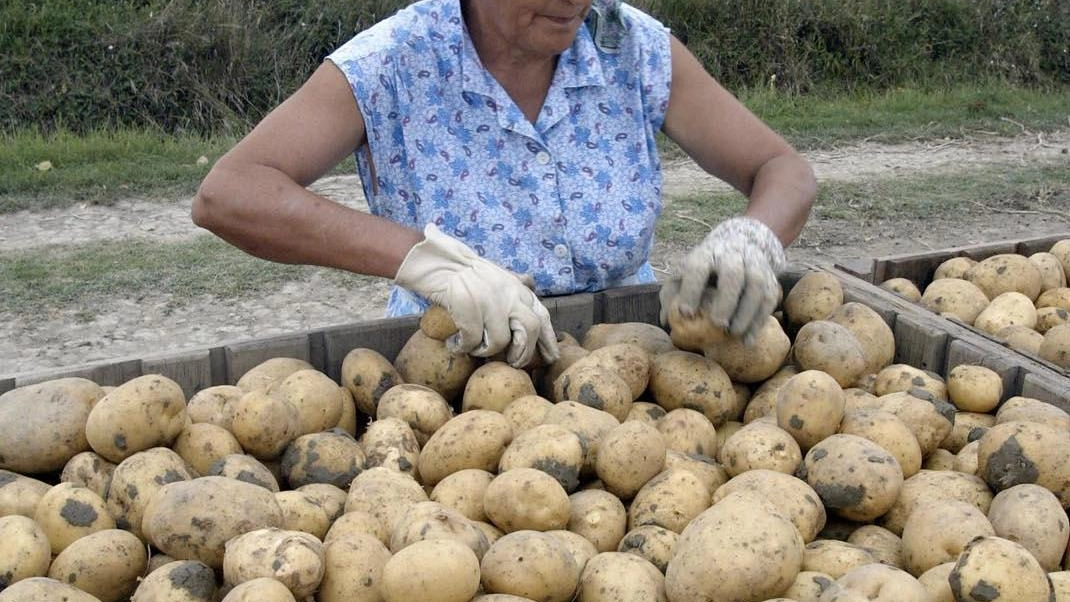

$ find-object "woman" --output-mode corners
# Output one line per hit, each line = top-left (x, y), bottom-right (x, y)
(192, 0), (816, 368)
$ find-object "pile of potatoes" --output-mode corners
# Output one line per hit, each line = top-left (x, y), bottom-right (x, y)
(879, 238), (1070, 369)
(3, 270), (1070, 602)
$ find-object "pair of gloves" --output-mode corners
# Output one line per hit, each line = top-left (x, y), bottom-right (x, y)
(394, 218), (785, 368)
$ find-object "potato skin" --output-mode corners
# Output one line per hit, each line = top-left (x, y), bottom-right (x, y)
(0, 470), (52, 518)
(34, 483), (115, 555)
(418, 411), (513, 487)
(131, 560), (217, 602)
(712, 469), (826, 543)
(919, 279), (990, 325)
(499, 424), (585, 492)
(464, 362), (538, 413)
(318, 534), (391, 602)
(987, 483), (1069, 571)
(0, 515), (51, 590)
(577, 552), (666, 602)
(648, 351), (737, 426)
(784, 271), (844, 328)
(107, 447), (196, 538)
(481, 531), (580, 602)
(382, 539), (481, 602)
(0, 577), (106, 602)
(964, 253), (1043, 301)
(47, 528), (147, 602)
(0, 378), (103, 473)
(628, 469), (710, 534)
(223, 528), (325, 599)
(431, 469), (495, 523)
(394, 330), (478, 402)
(976, 420), (1070, 507)
(775, 370), (846, 451)
(949, 536), (1053, 602)
(378, 384), (453, 445)
(341, 348), (403, 416)
(484, 468), (571, 533)
(344, 467), (429, 535)
(901, 499), (995, 576)
(281, 430), (365, 490)
(567, 489), (627, 553)
(220, 577), (297, 602)
(85, 374), (187, 463)
(880, 277), (922, 302)
(802, 433), (903, 522)
(791, 321), (867, 388)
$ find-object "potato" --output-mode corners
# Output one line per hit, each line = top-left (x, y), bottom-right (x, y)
(0, 515), (51, 589)
(946, 364), (1002, 413)
(131, 560), (216, 602)
(1051, 572), (1070, 602)
(791, 321), (867, 388)
(1052, 240), (1070, 281)
(540, 344), (591, 398)
(281, 430), (364, 489)
(776, 370), (846, 451)
(420, 304), (458, 340)
(389, 501), (489, 559)
(949, 536), (1052, 602)
(463, 362), (537, 413)
(1040, 323), (1070, 368)
(917, 562), (955, 602)
(107, 447), (195, 537)
(803, 433), (903, 522)
(628, 402), (667, 425)
(360, 417), (420, 476)
(819, 563), (928, 601)
(553, 364), (633, 422)
(880, 469), (993, 535)
(473, 521), (505, 546)
(334, 385), (358, 437)
(924, 448), (957, 470)
(996, 396), (1070, 429)
(988, 484), (1069, 571)
(846, 525), (903, 568)
(998, 324), (1045, 354)
(801, 540), (877, 579)
(594, 421), (666, 499)
(274, 491), (331, 538)
(419, 411), (513, 486)
(82, 375), (187, 465)
(235, 357), (314, 393)
(499, 424), (585, 492)
(207, 453), (280, 491)
(317, 534), (390, 602)
(502, 395), (554, 435)
(344, 467), (428, 534)
(186, 385), (243, 430)
(975, 291), (1039, 335)
(838, 408), (922, 478)
(481, 531), (580, 602)
(0, 577), (105, 602)
(901, 499), (995, 576)
(369, 385), (449, 446)
(1037, 307), (1070, 334)
(340, 348), (403, 416)
(880, 277), (922, 302)
(48, 528), (146, 602)
(383, 539), (481, 602)
(171, 422), (243, 476)
(782, 571), (835, 602)
(873, 364), (947, 400)
(785, 271), (844, 328)
(296, 483), (347, 521)
(430, 469), (495, 523)
(666, 491), (803, 602)
(485, 468), (570, 532)
(229, 389), (299, 460)
(570, 343), (651, 401)
(59, 452), (115, 502)
(977, 420), (1070, 506)
(577, 552), (665, 602)
(648, 350), (736, 425)
(616, 524), (677, 573)
(695, 316), (793, 384)
(656, 409), (717, 457)
(933, 256), (977, 280)
(541, 402), (621, 476)
(548, 529), (598, 572)
(33, 483), (114, 555)
(581, 322), (675, 356)
(0, 471), (52, 518)
(394, 330), (478, 402)
(712, 469), (826, 543)
(223, 528), (324, 599)
(266, 369), (343, 437)
(1038, 287), (1070, 311)
(142, 476), (284, 569)
(662, 450), (728, 499)
(720, 421), (802, 477)
(964, 253), (1043, 300)
(0, 378), (103, 474)
(565, 489), (628, 553)
(919, 278), (990, 325)
(1032, 253), (1069, 291)
(954, 440), (981, 476)
(842, 388), (880, 413)
(628, 469), (710, 534)
(324, 510), (388, 546)
(827, 302), (895, 374)
(878, 389), (955, 457)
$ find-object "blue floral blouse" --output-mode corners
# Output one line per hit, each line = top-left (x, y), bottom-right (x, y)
(327, 0), (672, 316)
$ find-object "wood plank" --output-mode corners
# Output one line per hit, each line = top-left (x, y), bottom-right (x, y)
(308, 330), (327, 374)
(889, 313), (948, 375)
(142, 350), (213, 399)
(945, 339), (1022, 400)
(833, 258), (874, 282)
(15, 364), (108, 387)
(1015, 233), (1069, 256)
(0, 377), (14, 396)
(321, 316), (420, 382)
(543, 293), (596, 342)
(225, 333), (311, 386)
(598, 284), (661, 325)
(1020, 370), (1070, 412)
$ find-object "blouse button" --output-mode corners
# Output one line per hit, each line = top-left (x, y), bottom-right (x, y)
(536, 151), (551, 165)
(553, 244), (569, 259)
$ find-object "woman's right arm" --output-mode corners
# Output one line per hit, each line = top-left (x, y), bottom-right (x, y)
(191, 61), (422, 279)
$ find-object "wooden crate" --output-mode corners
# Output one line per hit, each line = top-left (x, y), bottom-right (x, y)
(3, 266), (1066, 410)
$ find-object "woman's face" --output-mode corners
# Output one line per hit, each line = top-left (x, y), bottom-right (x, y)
(474, 0), (593, 58)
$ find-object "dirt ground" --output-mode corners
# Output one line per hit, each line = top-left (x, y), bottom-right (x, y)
(2, 130), (1069, 377)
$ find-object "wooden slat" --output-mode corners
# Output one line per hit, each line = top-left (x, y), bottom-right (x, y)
(598, 284), (661, 325)
(1020, 370), (1070, 412)
(15, 363), (115, 388)
(1015, 233), (1068, 256)
(544, 293), (596, 341)
(142, 350), (213, 399)
(321, 316), (420, 383)
(0, 377), (15, 396)
(833, 258), (874, 282)
(945, 339), (1023, 400)
(225, 333), (312, 386)
(890, 313), (948, 375)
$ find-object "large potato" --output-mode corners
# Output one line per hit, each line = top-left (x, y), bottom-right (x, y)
(267, 369), (343, 437)
(946, 364), (1002, 413)
(791, 321), (867, 388)
(802, 434), (903, 522)
(581, 343), (652, 401)
(541, 402), (620, 477)
(880, 469), (993, 535)
(172, 422), (244, 476)
(186, 384), (243, 430)
(973, 291), (1039, 335)
(576, 552), (665, 602)
(901, 499), (994, 576)
(0, 515), (51, 589)
(419, 411), (513, 486)
(976, 420), (1070, 506)
(324, 510), (388, 547)
(648, 351), (736, 426)
(382, 539), (480, 602)
(873, 364), (947, 400)
(394, 330), (478, 402)
(818, 563), (928, 601)
(784, 271), (844, 328)
(712, 469), (826, 543)
(389, 501), (489, 559)
(84, 375), (187, 464)
(430, 469), (495, 523)
(344, 467), (428, 535)
(567, 490), (627, 553)
(142, 476), (284, 569)
(666, 311), (790, 384)
(880, 277), (922, 302)
(1040, 323), (1070, 368)
(317, 534), (390, 602)
(236, 357), (314, 393)
(997, 324), (1044, 354)
(131, 560), (217, 602)
(919, 278), (990, 325)
(275, 490), (332, 538)
(223, 528), (324, 599)
(878, 389), (955, 457)
(949, 536), (1053, 602)
(463, 362), (537, 413)
(281, 430), (364, 489)
(826, 302), (895, 375)
(802, 540), (877, 579)
(340, 348), (402, 416)
(481, 531), (580, 602)
(720, 420), (802, 477)
(1031, 253), (1068, 291)
(484, 468), (570, 533)
(553, 364), (633, 422)
(499, 424), (585, 492)
(776, 370), (846, 451)
(376, 384), (453, 445)
(360, 417), (420, 476)
(107, 447), (195, 538)
(48, 528), (147, 602)
(839, 408), (922, 478)
(628, 469), (710, 534)
(33, 483), (115, 555)
(229, 389), (300, 460)
(846, 525), (903, 568)
(0, 471), (51, 518)
(617, 525), (678, 573)
(987, 483), (1069, 571)
(964, 253), (1043, 301)
(663, 450), (729, 501)
(60, 452), (115, 502)
(502, 395), (555, 435)
(594, 421), (666, 500)
(666, 491), (803, 602)
(934, 256), (976, 280)
(0, 577), (105, 602)
(656, 409), (717, 457)
(0, 378), (103, 473)
(581, 322), (675, 356)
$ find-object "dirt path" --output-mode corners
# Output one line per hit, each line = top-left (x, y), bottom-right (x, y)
(2, 130), (1069, 376)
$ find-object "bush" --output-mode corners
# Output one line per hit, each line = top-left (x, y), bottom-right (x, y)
(1, 0), (1067, 135)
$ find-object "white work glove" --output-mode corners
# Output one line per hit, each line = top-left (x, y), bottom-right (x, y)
(659, 217), (786, 343)
(394, 224), (560, 367)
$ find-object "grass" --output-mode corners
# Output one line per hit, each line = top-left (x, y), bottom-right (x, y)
(0, 235), (374, 317)
(657, 162), (1070, 246)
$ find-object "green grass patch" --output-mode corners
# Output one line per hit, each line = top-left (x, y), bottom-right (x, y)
(0, 235), (373, 317)
(659, 161), (1070, 245)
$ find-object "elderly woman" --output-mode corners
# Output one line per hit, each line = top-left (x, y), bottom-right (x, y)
(192, 0), (816, 368)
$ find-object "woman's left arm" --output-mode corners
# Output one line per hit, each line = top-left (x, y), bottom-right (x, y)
(661, 35), (816, 246)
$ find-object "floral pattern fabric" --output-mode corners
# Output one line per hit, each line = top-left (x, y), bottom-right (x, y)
(327, 0), (672, 316)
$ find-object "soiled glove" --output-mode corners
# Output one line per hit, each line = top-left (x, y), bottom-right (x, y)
(659, 217), (786, 343)
(395, 224), (560, 367)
